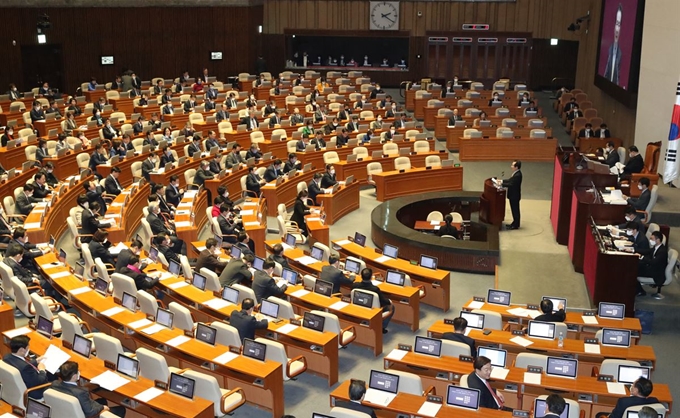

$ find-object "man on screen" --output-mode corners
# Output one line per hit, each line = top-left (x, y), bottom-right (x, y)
(604, 4), (622, 84)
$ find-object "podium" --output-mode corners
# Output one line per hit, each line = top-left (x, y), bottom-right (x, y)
(480, 178), (506, 226)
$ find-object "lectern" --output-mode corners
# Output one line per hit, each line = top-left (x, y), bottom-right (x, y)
(480, 178), (506, 226)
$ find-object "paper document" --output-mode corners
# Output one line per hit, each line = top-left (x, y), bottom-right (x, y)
(23, 222), (41, 229)
(294, 255), (318, 266)
(490, 367), (510, 380)
(527, 310), (543, 319)
(177, 202), (192, 209)
(101, 307), (125, 317)
(430, 220), (440, 225)
(91, 370), (131, 391)
(276, 324), (299, 335)
(506, 307), (530, 317)
(158, 272), (175, 281)
(168, 281), (189, 289)
(584, 343), (601, 354)
(417, 401), (442, 417)
(581, 315), (599, 325)
(335, 239), (351, 246)
(128, 318), (153, 329)
(239, 210), (254, 216)
(174, 221), (191, 228)
(510, 336), (534, 347)
(109, 242), (129, 255)
(49, 271), (71, 280)
(244, 221), (260, 226)
(466, 301), (485, 310)
(134, 387), (164, 403)
(203, 298), (232, 310)
(141, 324), (166, 335)
(184, 190), (198, 198)
(374, 255), (391, 264)
(328, 301), (349, 311)
(111, 202), (124, 207)
(166, 335), (191, 347)
(104, 213), (120, 219)
(523, 372), (542, 385)
(306, 217), (320, 222)
(242, 201), (257, 207)
(175, 210), (190, 215)
(290, 289), (310, 298)
(68, 287), (91, 295)
(4, 327), (32, 338)
(607, 382), (627, 395)
(42, 345), (72, 374)
(385, 349), (408, 361)
(213, 351), (238, 364)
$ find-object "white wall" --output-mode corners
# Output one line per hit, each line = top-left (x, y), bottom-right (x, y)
(634, 0), (680, 184)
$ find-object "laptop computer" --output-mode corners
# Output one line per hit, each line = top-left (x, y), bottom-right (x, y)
(353, 232), (366, 246)
(419, 255), (438, 269)
(314, 279), (333, 297)
(156, 307), (174, 328)
(344, 258), (361, 274)
(252, 256), (265, 271)
(382, 244), (398, 259)
(487, 289), (511, 306)
(230, 246), (242, 259)
(527, 320), (556, 340)
(282, 268), (298, 285)
(478, 347), (507, 368)
(534, 398), (569, 418)
(192, 273), (207, 291)
(36, 315), (54, 338)
(446, 385), (481, 410)
(385, 270), (405, 286)
(617, 365), (650, 384)
(310, 246), (324, 261)
(242, 338), (267, 361)
(26, 398), (52, 418)
(122, 292), (137, 312)
(352, 290), (373, 308)
(260, 299), (280, 319)
(93, 277), (109, 296)
(601, 328), (632, 347)
(363, 370), (400, 406)
(546, 356), (578, 379)
(598, 302), (625, 320)
(168, 259), (181, 276)
(284, 233), (296, 248)
(169, 372), (195, 399)
(542, 296), (567, 312)
(116, 353), (139, 379)
(460, 311), (485, 330)
(72, 334), (93, 358)
(414, 336), (442, 357)
(221, 286), (239, 305)
(302, 311), (326, 332)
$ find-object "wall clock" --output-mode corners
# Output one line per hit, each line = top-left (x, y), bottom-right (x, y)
(370, 1), (399, 31)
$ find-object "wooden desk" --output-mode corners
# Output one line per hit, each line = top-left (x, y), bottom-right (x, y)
(334, 150), (447, 184)
(316, 181), (360, 225)
(480, 178), (506, 226)
(332, 239), (450, 312)
(261, 169), (320, 217)
(459, 137), (557, 162)
(432, 113), (545, 138)
(578, 137), (623, 153)
(446, 127), (554, 151)
(33, 119), (63, 138)
(0, 303), (14, 356)
(0, 142), (32, 169)
(42, 151), (80, 180)
(108, 97), (136, 115)
(373, 166), (463, 202)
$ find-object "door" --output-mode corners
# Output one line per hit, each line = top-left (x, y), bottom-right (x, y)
(21, 44), (64, 93)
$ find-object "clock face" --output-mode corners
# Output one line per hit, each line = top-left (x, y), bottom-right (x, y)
(370, 1), (399, 31)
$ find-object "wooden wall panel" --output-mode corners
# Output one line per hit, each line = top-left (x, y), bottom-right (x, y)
(0, 6), (263, 94)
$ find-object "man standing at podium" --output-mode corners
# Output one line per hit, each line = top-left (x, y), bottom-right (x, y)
(496, 160), (522, 230)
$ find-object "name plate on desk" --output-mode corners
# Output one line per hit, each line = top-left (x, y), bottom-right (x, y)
(473, 296), (485, 303)
(290, 319), (301, 326)
(341, 296), (351, 303)
(583, 311), (596, 316)
(397, 344), (412, 352)
(154, 380), (168, 390)
(459, 355), (474, 363)
(229, 345), (241, 354)
(104, 360), (116, 370)
(12, 406), (26, 417)
(513, 410), (530, 418)
(512, 330), (525, 336)
(527, 366), (543, 374)
(444, 318), (456, 325)
(598, 374), (614, 382)
(584, 338), (599, 344)
(427, 395), (443, 404)
(62, 341), (73, 350)
(527, 304), (538, 310)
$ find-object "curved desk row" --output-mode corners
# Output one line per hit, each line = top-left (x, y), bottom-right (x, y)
(446, 126), (554, 150)
(373, 165), (463, 202)
(432, 114), (546, 138)
(458, 137), (558, 162)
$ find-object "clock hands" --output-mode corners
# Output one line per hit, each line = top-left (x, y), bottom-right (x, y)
(380, 12), (395, 23)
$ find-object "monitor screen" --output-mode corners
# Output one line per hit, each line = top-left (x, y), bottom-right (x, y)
(487, 289), (511, 306)
(26, 398), (51, 418)
(383, 244), (398, 259)
(547, 356), (578, 379)
(36, 315), (53, 338)
(148, 246), (159, 262)
(49, 235), (55, 247)
(626, 412), (662, 418)
(534, 398), (569, 418)
(310, 246), (324, 261)
(195, 323), (217, 345)
(303, 311), (326, 332)
(230, 246), (242, 259)
(59, 248), (67, 260)
(285, 233), (296, 247)
(169, 372), (195, 399)
(192, 273), (207, 291)
(214, 234), (223, 249)
(116, 353), (139, 379)
(414, 336), (442, 357)
(542, 296), (567, 312)
(385, 270), (405, 286)
(446, 385), (480, 410)
(243, 338), (267, 361)
(460, 311), (485, 329)
(617, 365), (650, 384)
(94, 277), (109, 295)
(222, 286), (239, 304)
(420, 255), (438, 270)
(598, 302), (626, 320)
(314, 279), (333, 297)
(72, 334), (92, 358)
(368, 370), (399, 394)
(156, 308), (174, 328)
(478, 347), (507, 368)
(601, 328), (632, 347)
(527, 320), (556, 339)
(312, 414), (334, 418)
(122, 292), (137, 312)
(252, 256), (265, 271)
(344, 258), (361, 274)
(354, 232), (366, 246)
(260, 299), (280, 319)
(282, 268), (298, 285)
(353, 291), (374, 308)
(168, 259), (181, 276)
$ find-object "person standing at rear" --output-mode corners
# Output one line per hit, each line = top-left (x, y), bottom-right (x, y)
(496, 160), (522, 230)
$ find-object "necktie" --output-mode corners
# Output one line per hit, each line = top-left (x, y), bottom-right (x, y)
(586, 130), (589, 138)
(25, 357), (40, 372)
(610, 47), (616, 81)
(482, 378), (503, 408)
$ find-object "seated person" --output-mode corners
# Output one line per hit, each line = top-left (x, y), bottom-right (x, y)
(488, 92), (501, 106)
(3, 335), (57, 399)
(283, 153), (301, 173)
(595, 378), (658, 418)
(321, 164), (338, 189)
(51, 361), (126, 417)
(621, 145), (644, 178)
(352, 268), (394, 333)
(540, 395), (567, 418)
(88, 229), (115, 266)
(595, 123), (611, 138)
(229, 298), (268, 343)
(115, 240), (144, 272)
(155, 233), (181, 266)
(534, 299), (566, 322)
(622, 221), (649, 253)
(196, 238), (227, 275)
(578, 123), (595, 139)
(636, 231), (668, 297)
(269, 243), (290, 269)
(604, 141), (619, 167)
(437, 214), (459, 238)
(264, 159), (284, 182)
(119, 254), (159, 291)
(466, 356), (508, 410)
(252, 260), (287, 302)
(441, 317), (475, 355)
(311, 131), (326, 150)
(617, 206), (646, 234)
(219, 254), (254, 287)
(246, 143), (263, 160)
(625, 177), (651, 210)
(333, 380), (377, 418)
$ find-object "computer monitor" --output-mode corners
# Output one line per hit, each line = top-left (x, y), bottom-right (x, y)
(446, 385), (480, 410)
(116, 353), (139, 379)
(94, 277), (109, 295)
(260, 299), (280, 319)
(148, 246), (159, 263)
(546, 356), (578, 379)
(311, 414), (334, 418)
(168, 259), (181, 276)
(460, 311), (485, 329)
(420, 255), (438, 270)
(26, 398), (51, 418)
(243, 338), (267, 361)
(309, 246), (324, 261)
(303, 311), (326, 332)
(156, 307), (174, 328)
(534, 398), (569, 418)
(252, 256), (265, 271)
(527, 320), (556, 339)
(598, 302), (626, 320)
(213, 234), (223, 249)
(344, 258), (361, 274)
(314, 279), (333, 297)
(477, 346), (507, 368)
(36, 315), (54, 338)
(221, 286), (239, 304)
(617, 365), (650, 384)
(192, 273), (207, 291)
(49, 235), (55, 247)
(169, 372), (195, 399)
(368, 370), (400, 394)
(122, 292), (137, 312)
(195, 323), (217, 345)
(353, 232), (366, 246)
(281, 268), (298, 285)
(72, 334), (93, 358)
(626, 412), (662, 418)
(58, 248), (67, 261)
(414, 336), (442, 357)
(487, 289), (511, 306)
(542, 296), (567, 312)
(385, 270), (405, 286)
(285, 233), (296, 247)
(601, 328), (632, 347)
(383, 244), (398, 259)
(352, 291), (374, 308)
(230, 246), (242, 259)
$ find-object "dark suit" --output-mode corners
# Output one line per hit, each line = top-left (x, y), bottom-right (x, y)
(87, 187), (107, 215)
(196, 249), (227, 275)
(334, 400), (377, 418)
(225, 152), (245, 168)
(80, 209), (108, 243)
(283, 160), (299, 173)
(628, 188), (651, 211)
(595, 128), (611, 138)
(133, 122), (145, 135)
(187, 142), (202, 157)
(15, 192), (37, 215)
(205, 138), (220, 152)
(115, 248), (135, 273)
(90, 151), (108, 173)
(502, 170), (522, 229)
(628, 231), (650, 253)
(2, 354), (52, 398)
(605, 150), (619, 168)
(102, 125), (119, 140)
(120, 266), (159, 291)
(89, 240), (115, 265)
(295, 140), (308, 152)
(32, 183), (50, 199)
(241, 117), (259, 131)
(441, 332), (476, 356)
(308, 180), (322, 205)
(320, 265), (354, 294)
(603, 43), (622, 84)
(30, 108), (45, 122)
(141, 159), (155, 182)
(194, 168), (214, 188)
(624, 154), (644, 175)
(183, 100), (196, 113)
(351, 280), (393, 328)
(448, 115), (463, 126)
(252, 270), (286, 302)
(4, 257), (35, 286)
(638, 244), (668, 286)
(215, 110), (229, 123)
(104, 175), (123, 195)
(246, 172), (263, 195)
(608, 396), (659, 418)
(219, 259), (252, 287)
(437, 223), (459, 238)
(50, 380), (108, 417)
(165, 185), (183, 207)
(291, 198), (310, 234)
(36, 147), (48, 164)
(229, 309), (268, 342)
(263, 165), (281, 182)
(1, 133), (13, 147)
(534, 309), (566, 322)
(467, 372), (502, 410)
(578, 128), (594, 138)
(268, 115), (281, 128)
(158, 244), (181, 266)
(160, 152), (176, 167)
(321, 172), (337, 189)
(217, 216), (238, 241)
(346, 121), (359, 132)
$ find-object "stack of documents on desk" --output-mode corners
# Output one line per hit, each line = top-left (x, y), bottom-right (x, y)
(91, 370), (130, 391)
(109, 242), (129, 255)
(295, 255), (318, 266)
(614, 240), (633, 250)
(506, 307), (542, 318)
(603, 189), (627, 205)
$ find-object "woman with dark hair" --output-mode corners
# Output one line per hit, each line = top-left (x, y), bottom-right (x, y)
(290, 190), (311, 236)
(88, 229), (115, 265)
(438, 214), (459, 238)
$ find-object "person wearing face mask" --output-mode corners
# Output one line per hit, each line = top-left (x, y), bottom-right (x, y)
(314, 104), (328, 123)
(12, 226), (46, 274)
(289, 107), (304, 125)
(620, 221), (649, 253)
(283, 153), (301, 173)
(321, 164), (338, 189)
(384, 124), (397, 141)
(209, 153), (222, 174)
(312, 131), (327, 150)
(616, 206), (646, 234)
(4, 335), (58, 401)
(147, 203), (185, 254)
(324, 117), (340, 135)
(488, 92), (501, 106)
(187, 136), (203, 157)
(264, 159), (285, 182)
(7, 83), (21, 101)
(52, 361), (126, 417)
(204, 130), (221, 152)
(194, 160), (215, 187)
(16, 184), (40, 215)
(291, 190), (312, 236)
(151, 183), (173, 217)
(385, 102), (398, 118)
(603, 141), (619, 167)
(336, 128), (351, 147)
(196, 238), (227, 275)
(371, 116), (384, 131)
(635, 231), (668, 297)
(89, 229), (115, 266)
(337, 104), (351, 121)
(246, 94), (258, 109)
(217, 185), (237, 210)
(625, 177), (651, 210)
(116, 240), (145, 273)
(141, 152), (158, 182)
(246, 143), (263, 161)
(121, 254), (160, 291)
(92, 108), (104, 126)
(308, 172), (323, 205)
(370, 84), (384, 99)
(80, 201), (109, 242)
(155, 233), (181, 265)
(217, 205), (240, 245)
(225, 143), (246, 168)
(89, 143), (109, 175)
(0, 206), (12, 244)
(1, 126), (14, 146)
(159, 145), (176, 168)
(165, 175), (184, 207)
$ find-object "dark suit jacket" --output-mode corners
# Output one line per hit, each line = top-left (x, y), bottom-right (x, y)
(624, 154), (644, 174)
(502, 170), (522, 201)
(229, 309), (268, 342)
(166, 185), (183, 207)
(104, 175), (122, 195)
(605, 150), (620, 168)
(90, 151), (108, 172)
(194, 168), (214, 187)
(595, 128), (611, 138)
(321, 172), (337, 189)
(4, 258), (34, 285)
(609, 396), (659, 418)
(351, 281), (390, 307)
(263, 165), (281, 182)
(290, 198), (310, 231)
(188, 142), (201, 157)
(196, 249), (227, 275)
(628, 188), (651, 211)
(334, 400), (377, 418)
(603, 43), (622, 85)
(215, 110), (229, 123)
(346, 121), (360, 132)
(638, 244), (668, 285)
(183, 100), (196, 113)
(283, 160), (299, 173)
(268, 116), (281, 128)
(578, 128), (594, 138)
(252, 270), (286, 302)
(320, 265), (354, 294)
(437, 223), (459, 238)
(246, 173), (262, 195)
(30, 108), (45, 122)
(141, 159), (155, 181)
(32, 183), (49, 199)
(158, 244), (180, 265)
(241, 117), (259, 131)
(308, 181), (322, 205)
(89, 240), (115, 265)
(441, 332), (476, 356)
(115, 248), (135, 272)
(219, 259), (252, 287)
(146, 213), (171, 235)
(36, 147), (48, 164)
(80, 209), (107, 242)
(534, 309), (566, 322)
(218, 216), (238, 240)
(160, 152), (176, 168)
(629, 231), (650, 253)
(15, 193), (36, 215)
(225, 152), (245, 168)
(51, 380), (105, 417)
(467, 372), (501, 410)
(2, 354), (51, 398)
(120, 266), (158, 291)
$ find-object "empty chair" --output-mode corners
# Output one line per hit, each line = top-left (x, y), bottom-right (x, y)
(514, 352), (549, 370)
(135, 347), (181, 382)
(449, 212), (464, 223)
(58, 311), (97, 348)
(250, 131), (264, 143)
(413, 140), (430, 153)
(638, 248), (677, 299)
(232, 283), (256, 305)
(303, 274), (317, 290)
(80, 244), (97, 282)
(383, 143), (398, 156)
(389, 370), (434, 396)
(168, 301), (196, 332)
(405, 130), (419, 141)
(199, 267), (222, 292)
(110, 272), (137, 301)
(425, 155), (441, 168)
(530, 129), (546, 138)
(324, 151), (340, 164)
(441, 340), (472, 357)
(0, 360), (36, 409)
(353, 146), (369, 159)
(471, 309), (503, 330)
(212, 321), (243, 349)
(277, 215), (306, 245)
(181, 369), (246, 416)
(427, 211), (444, 221)
(11, 276), (36, 318)
(459, 374), (469, 388)
(366, 162), (383, 186)
(393, 156), (411, 171)
(93, 333), (124, 364)
(463, 129), (480, 138)
(309, 310), (356, 348)
(137, 290), (161, 318)
(255, 338), (307, 380)
(30, 293), (62, 334)
(330, 407), (372, 418)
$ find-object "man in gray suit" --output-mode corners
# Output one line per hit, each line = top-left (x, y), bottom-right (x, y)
(603, 4), (622, 84)
(51, 361), (126, 417)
